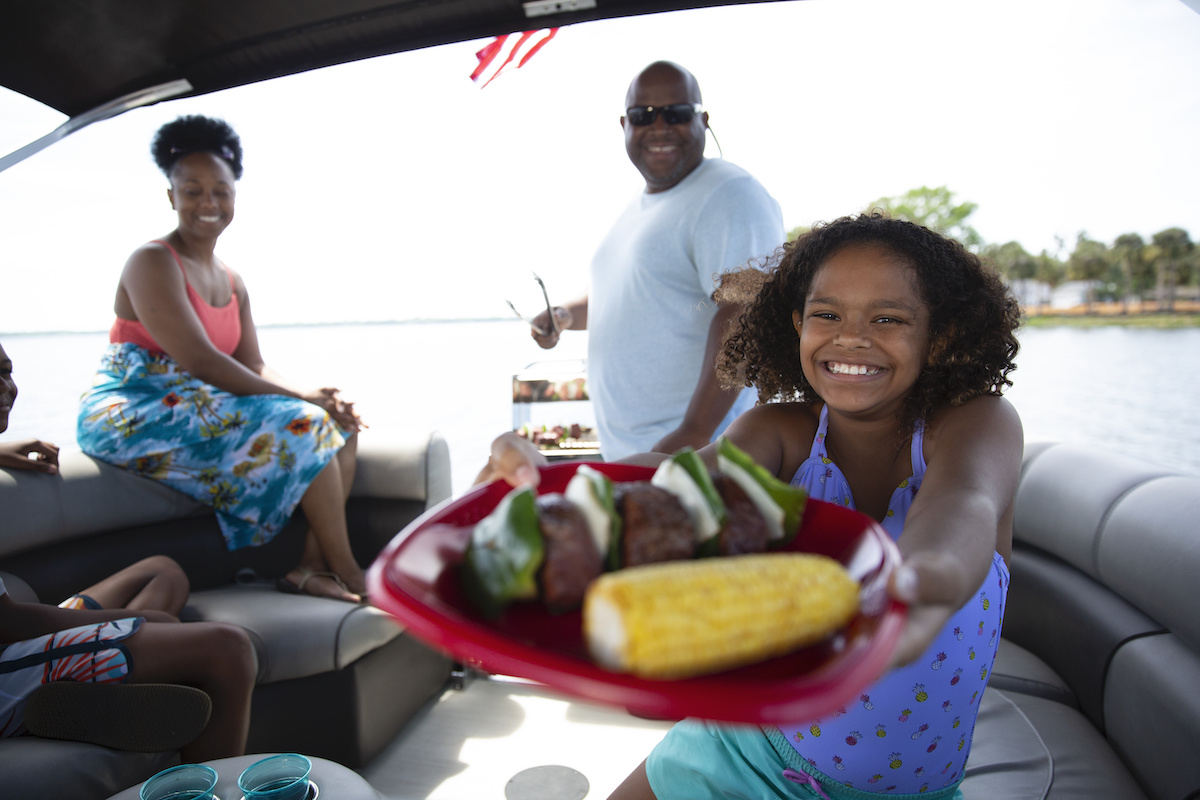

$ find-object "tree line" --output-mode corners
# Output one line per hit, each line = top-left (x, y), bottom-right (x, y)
(787, 186), (1198, 314)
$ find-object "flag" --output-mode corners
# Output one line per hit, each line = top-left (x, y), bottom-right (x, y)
(471, 28), (558, 88)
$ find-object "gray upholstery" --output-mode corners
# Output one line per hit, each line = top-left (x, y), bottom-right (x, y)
(1011, 444), (1176, 578)
(0, 432), (454, 799)
(971, 690), (1151, 800)
(1097, 476), (1200, 650)
(183, 585), (406, 684)
(987, 640), (1076, 707)
(1105, 635), (1200, 800)
(1, 738), (177, 800)
(987, 441), (1200, 800)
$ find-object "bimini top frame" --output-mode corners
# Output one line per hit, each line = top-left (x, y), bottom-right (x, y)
(0, 0), (782, 173)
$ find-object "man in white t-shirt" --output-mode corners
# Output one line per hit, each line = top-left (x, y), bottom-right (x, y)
(531, 61), (784, 460)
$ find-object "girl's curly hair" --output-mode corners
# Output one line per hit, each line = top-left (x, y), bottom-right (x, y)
(151, 115), (244, 179)
(716, 212), (1020, 430)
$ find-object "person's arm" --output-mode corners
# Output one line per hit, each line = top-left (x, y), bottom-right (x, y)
(0, 438), (59, 474)
(475, 428), (668, 490)
(531, 295), (588, 349)
(123, 249), (360, 431)
(886, 395), (1023, 667)
(122, 249), (301, 398)
(229, 276), (362, 432)
(652, 174), (784, 454)
(475, 396), (806, 491)
(649, 301), (745, 454)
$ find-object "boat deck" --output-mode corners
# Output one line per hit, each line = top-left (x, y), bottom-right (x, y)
(360, 674), (674, 799)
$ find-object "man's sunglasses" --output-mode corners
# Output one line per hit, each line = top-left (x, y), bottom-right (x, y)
(625, 103), (704, 126)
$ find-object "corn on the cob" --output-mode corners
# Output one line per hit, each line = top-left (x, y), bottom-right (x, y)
(583, 553), (859, 679)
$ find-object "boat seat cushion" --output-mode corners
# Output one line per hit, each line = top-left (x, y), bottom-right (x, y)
(182, 584), (405, 684)
(987, 640), (1075, 708)
(966, 689), (1149, 800)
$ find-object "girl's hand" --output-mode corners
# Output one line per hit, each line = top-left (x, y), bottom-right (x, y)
(304, 387), (365, 433)
(475, 432), (546, 487)
(885, 551), (971, 669)
(0, 439), (60, 474)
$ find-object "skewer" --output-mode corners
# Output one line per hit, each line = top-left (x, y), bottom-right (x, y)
(506, 299), (549, 336)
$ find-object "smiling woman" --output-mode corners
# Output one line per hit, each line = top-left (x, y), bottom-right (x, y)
(74, 114), (372, 604)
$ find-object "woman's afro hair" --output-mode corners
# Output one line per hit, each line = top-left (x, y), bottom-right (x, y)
(151, 115), (243, 179)
(716, 212), (1021, 430)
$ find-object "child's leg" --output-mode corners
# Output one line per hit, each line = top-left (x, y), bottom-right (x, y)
(608, 760), (658, 800)
(74, 556), (189, 617)
(123, 620), (256, 761)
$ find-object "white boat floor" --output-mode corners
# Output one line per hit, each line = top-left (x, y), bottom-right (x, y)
(359, 675), (674, 799)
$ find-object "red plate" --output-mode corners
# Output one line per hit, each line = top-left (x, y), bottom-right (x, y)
(368, 462), (906, 724)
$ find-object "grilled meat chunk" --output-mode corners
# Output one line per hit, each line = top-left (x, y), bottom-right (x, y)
(536, 494), (603, 612)
(614, 482), (695, 567)
(710, 473), (769, 555)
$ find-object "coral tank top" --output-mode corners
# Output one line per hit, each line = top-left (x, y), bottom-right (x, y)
(110, 239), (241, 356)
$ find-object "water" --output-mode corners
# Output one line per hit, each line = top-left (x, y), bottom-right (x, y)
(2, 321), (1197, 499)
(1004, 326), (1200, 474)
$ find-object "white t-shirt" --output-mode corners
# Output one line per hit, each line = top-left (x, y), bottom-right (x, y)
(588, 158), (784, 460)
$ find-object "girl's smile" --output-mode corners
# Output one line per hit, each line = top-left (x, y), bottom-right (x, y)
(824, 361), (884, 376)
(794, 243), (932, 418)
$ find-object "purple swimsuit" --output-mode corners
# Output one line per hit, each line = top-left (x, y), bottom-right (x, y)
(775, 405), (1010, 795)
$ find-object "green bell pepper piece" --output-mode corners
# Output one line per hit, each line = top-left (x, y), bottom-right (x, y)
(717, 437), (807, 544)
(461, 485), (545, 618)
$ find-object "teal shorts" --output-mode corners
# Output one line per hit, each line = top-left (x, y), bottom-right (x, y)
(646, 719), (965, 800)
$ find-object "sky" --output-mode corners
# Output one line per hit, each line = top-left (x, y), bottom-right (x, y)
(1, 0), (1198, 334)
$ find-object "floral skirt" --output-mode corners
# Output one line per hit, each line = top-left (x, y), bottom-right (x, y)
(77, 343), (348, 551)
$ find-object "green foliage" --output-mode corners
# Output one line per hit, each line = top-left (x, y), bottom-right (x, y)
(866, 185), (982, 250)
(1067, 232), (1109, 282)
(981, 241), (1037, 282)
(1147, 227), (1196, 311)
(1066, 232), (1110, 311)
(1034, 251), (1066, 295)
(1110, 233), (1147, 306)
(774, 186), (1197, 314)
(786, 224), (810, 242)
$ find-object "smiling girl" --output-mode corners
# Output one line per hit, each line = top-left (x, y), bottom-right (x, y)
(480, 213), (1023, 799)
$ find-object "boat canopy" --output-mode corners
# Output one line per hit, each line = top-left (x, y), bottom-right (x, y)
(0, 0), (784, 170)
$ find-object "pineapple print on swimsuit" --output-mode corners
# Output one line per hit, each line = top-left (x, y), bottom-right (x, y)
(775, 405), (1010, 794)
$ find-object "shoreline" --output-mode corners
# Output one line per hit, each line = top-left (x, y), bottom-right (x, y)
(1022, 300), (1200, 328)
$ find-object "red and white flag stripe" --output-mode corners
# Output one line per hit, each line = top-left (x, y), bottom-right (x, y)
(471, 28), (558, 88)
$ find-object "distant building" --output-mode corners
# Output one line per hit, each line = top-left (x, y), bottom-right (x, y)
(1007, 280), (1104, 311)
(1049, 281), (1101, 309)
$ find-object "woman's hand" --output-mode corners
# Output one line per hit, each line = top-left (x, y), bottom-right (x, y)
(303, 388), (365, 434)
(0, 438), (60, 474)
(475, 432), (547, 487)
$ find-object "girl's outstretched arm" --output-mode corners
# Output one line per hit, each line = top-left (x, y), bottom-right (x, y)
(887, 395), (1022, 667)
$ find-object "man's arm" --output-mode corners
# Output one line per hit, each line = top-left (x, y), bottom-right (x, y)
(531, 295), (588, 349)
(651, 172), (783, 454)
(649, 301), (745, 454)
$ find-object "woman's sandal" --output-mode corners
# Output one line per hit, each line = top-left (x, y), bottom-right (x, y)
(276, 569), (364, 602)
(25, 682), (212, 752)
